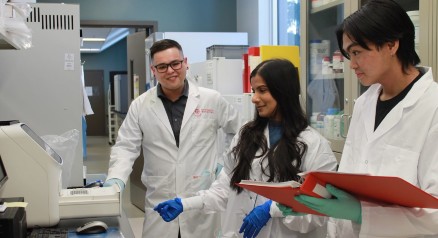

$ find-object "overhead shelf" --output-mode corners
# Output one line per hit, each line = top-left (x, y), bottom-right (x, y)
(310, 0), (343, 14)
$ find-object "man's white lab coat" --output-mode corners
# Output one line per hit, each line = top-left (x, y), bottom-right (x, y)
(329, 67), (438, 238)
(107, 80), (240, 238)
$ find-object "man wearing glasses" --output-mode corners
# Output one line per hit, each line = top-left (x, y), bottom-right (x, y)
(104, 39), (240, 237)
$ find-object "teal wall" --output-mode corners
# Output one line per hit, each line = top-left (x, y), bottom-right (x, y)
(81, 38), (127, 74)
(37, 0), (237, 32)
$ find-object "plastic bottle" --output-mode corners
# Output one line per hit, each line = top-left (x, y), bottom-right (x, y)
(310, 40), (322, 75)
(311, 0), (322, 8)
(323, 108), (338, 139)
(310, 112), (319, 129)
(316, 113), (325, 135)
(322, 56), (332, 75)
(332, 50), (344, 74)
(321, 40), (331, 57)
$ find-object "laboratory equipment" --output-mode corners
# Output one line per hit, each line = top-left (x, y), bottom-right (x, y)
(0, 155), (8, 190)
(206, 45), (248, 60)
(0, 197), (27, 238)
(0, 122), (121, 227)
(0, 3), (84, 187)
(58, 185), (120, 219)
(190, 57), (244, 94)
(0, 122), (62, 227)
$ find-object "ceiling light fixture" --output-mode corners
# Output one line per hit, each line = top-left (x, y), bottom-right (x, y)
(80, 48), (101, 52)
(82, 38), (106, 42)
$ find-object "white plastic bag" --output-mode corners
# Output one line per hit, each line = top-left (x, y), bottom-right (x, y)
(0, 2), (33, 49)
(42, 129), (80, 189)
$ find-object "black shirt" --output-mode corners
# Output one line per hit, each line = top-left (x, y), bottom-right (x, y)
(157, 80), (189, 147)
(374, 70), (423, 130)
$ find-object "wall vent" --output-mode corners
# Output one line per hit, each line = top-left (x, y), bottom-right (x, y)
(27, 7), (74, 30)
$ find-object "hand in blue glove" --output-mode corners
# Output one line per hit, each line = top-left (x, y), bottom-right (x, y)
(103, 178), (125, 191)
(276, 203), (305, 216)
(295, 184), (362, 224)
(239, 200), (271, 238)
(153, 198), (183, 222)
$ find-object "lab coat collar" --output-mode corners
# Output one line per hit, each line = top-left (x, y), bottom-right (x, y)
(366, 66), (433, 141)
(149, 79), (200, 136)
(156, 79), (189, 100)
(400, 66), (433, 108)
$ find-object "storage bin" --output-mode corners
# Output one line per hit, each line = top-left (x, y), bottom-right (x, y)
(206, 45), (249, 60)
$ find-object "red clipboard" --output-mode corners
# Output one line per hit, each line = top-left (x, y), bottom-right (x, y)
(300, 171), (438, 209)
(237, 171), (438, 216)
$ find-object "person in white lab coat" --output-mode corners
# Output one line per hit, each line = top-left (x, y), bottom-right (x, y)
(103, 39), (240, 238)
(154, 59), (338, 238)
(294, 0), (438, 237)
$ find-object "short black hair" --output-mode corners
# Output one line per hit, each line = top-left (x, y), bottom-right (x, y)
(336, 0), (420, 73)
(150, 39), (184, 60)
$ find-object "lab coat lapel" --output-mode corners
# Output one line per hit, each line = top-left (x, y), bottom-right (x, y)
(365, 84), (404, 141)
(150, 90), (173, 135)
(369, 68), (432, 141)
(371, 102), (403, 141)
(181, 82), (200, 130)
(363, 86), (379, 142)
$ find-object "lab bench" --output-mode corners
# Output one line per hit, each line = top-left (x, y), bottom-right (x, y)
(26, 210), (135, 237)
(0, 197), (134, 238)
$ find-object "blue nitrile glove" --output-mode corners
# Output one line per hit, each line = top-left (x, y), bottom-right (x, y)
(295, 184), (362, 224)
(276, 203), (305, 216)
(103, 178), (125, 191)
(153, 198), (183, 222)
(239, 200), (272, 238)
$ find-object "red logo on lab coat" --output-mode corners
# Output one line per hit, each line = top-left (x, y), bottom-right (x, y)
(193, 108), (214, 117)
(194, 109), (201, 117)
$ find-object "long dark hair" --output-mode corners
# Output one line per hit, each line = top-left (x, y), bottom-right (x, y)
(230, 59), (308, 193)
(336, 0), (420, 73)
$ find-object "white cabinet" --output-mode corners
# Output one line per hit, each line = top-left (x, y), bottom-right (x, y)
(190, 57), (244, 94)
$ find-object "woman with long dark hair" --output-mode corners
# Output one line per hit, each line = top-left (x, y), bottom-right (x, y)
(155, 59), (337, 238)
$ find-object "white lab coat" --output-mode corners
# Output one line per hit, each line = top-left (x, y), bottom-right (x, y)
(328, 67), (438, 238)
(183, 126), (338, 237)
(107, 80), (240, 238)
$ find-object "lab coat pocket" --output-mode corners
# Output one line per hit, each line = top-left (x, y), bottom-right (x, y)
(188, 170), (214, 191)
(380, 145), (419, 184)
(191, 118), (215, 147)
(144, 175), (171, 205)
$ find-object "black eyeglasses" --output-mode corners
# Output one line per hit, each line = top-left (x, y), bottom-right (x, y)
(154, 60), (184, 73)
